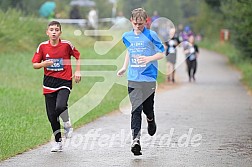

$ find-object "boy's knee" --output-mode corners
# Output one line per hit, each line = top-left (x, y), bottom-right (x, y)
(131, 105), (143, 114)
(146, 113), (154, 119)
(55, 105), (67, 113)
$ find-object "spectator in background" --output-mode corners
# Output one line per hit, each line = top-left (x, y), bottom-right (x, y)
(70, 5), (82, 19)
(114, 11), (128, 28)
(88, 7), (98, 30)
(69, 5), (82, 27)
(39, 1), (56, 20)
(115, 11), (126, 23)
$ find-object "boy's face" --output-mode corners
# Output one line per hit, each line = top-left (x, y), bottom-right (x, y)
(188, 35), (194, 43)
(169, 28), (175, 38)
(131, 18), (146, 33)
(46, 24), (61, 41)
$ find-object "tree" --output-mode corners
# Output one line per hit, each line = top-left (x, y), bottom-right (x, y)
(221, 0), (252, 58)
(119, 0), (147, 19)
(180, 0), (200, 19)
(143, 0), (182, 25)
(205, 0), (221, 11)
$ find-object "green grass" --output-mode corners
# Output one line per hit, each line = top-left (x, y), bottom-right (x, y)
(0, 9), (46, 54)
(0, 52), (50, 160)
(199, 39), (252, 91)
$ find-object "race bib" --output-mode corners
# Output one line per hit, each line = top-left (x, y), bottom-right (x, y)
(190, 47), (195, 54)
(189, 54), (196, 61)
(130, 55), (146, 68)
(168, 47), (175, 53)
(169, 40), (175, 46)
(46, 58), (64, 71)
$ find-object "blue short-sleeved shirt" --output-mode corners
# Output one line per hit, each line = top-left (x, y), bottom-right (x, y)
(122, 27), (164, 82)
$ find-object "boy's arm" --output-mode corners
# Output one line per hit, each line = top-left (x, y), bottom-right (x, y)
(69, 43), (81, 83)
(195, 45), (199, 58)
(117, 51), (129, 77)
(137, 52), (165, 65)
(74, 58), (81, 83)
(33, 60), (53, 69)
(32, 45), (53, 69)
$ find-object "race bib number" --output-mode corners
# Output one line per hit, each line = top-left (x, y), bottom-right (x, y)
(190, 47), (195, 54)
(130, 55), (146, 68)
(168, 47), (175, 53)
(46, 58), (64, 71)
(189, 54), (196, 61)
(169, 40), (175, 46)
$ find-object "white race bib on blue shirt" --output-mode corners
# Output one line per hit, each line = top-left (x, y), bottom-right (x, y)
(46, 58), (64, 71)
(130, 55), (146, 68)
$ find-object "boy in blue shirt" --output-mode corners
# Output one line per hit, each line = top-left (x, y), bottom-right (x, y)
(117, 8), (165, 156)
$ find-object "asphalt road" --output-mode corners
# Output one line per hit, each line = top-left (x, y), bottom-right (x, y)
(1, 48), (252, 167)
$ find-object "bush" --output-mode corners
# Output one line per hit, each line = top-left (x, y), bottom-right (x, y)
(221, 0), (252, 59)
(0, 9), (46, 53)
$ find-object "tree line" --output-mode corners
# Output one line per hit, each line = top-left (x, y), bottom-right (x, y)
(201, 0), (252, 59)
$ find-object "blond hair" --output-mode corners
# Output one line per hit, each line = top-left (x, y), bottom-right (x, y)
(131, 8), (148, 21)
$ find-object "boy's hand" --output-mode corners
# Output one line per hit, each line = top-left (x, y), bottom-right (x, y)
(43, 60), (54, 67)
(74, 71), (81, 83)
(137, 56), (151, 65)
(117, 68), (126, 77)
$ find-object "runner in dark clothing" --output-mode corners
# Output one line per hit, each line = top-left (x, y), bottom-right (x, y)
(184, 34), (199, 82)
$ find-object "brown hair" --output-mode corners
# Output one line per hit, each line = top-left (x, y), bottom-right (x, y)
(131, 8), (148, 21)
(47, 21), (61, 31)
